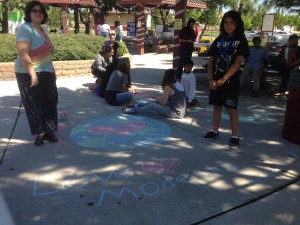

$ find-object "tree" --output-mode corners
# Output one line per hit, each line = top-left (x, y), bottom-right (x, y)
(47, 6), (61, 31)
(264, 0), (300, 14)
(275, 12), (287, 30)
(79, 9), (92, 34)
(73, 5), (80, 33)
(186, 9), (201, 23)
(224, 0), (259, 16)
(150, 9), (174, 32)
(78, 0), (123, 34)
(198, 9), (220, 38)
(0, 0), (26, 33)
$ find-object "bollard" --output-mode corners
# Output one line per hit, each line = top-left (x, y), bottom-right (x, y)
(282, 69), (300, 145)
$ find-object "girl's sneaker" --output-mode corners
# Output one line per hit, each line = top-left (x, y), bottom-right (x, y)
(191, 98), (198, 104)
(204, 131), (219, 139)
(122, 107), (137, 114)
(229, 136), (239, 148)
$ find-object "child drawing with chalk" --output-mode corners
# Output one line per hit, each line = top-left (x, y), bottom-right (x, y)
(122, 69), (187, 119)
(204, 10), (249, 148)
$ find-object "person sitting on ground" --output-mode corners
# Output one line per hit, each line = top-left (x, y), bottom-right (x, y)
(181, 59), (198, 107)
(104, 33), (119, 60)
(240, 36), (268, 98)
(105, 62), (136, 106)
(122, 69), (187, 119)
(272, 34), (300, 96)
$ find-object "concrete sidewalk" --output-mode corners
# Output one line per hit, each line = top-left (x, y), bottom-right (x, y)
(0, 52), (299, 225)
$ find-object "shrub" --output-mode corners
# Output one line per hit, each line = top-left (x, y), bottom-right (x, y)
(0, 33), (129, 62)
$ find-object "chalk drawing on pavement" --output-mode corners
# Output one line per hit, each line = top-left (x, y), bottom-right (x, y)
(141, 158), (181, 174)
(70, 115), (171, 149)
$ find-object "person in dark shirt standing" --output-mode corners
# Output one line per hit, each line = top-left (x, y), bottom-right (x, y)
(204, 10), (249, 148)
(177, 18), (196, 79)
(273, 34), (300, 96)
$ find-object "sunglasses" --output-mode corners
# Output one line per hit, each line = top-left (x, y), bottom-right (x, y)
(31, 9), (43, 14)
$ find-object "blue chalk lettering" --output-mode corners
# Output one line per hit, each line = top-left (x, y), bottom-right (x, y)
(92, 171), (116, 184)
(33, 175), (58, 197)
(62, 176), (89, 190)
(97, 187), (139, 206)
(140, 183), (159, 196)
(114, 169), (133, 179)
(163, 176), (176, 190)
(176, 174), (189, 183)
(288, 152), (298, 158)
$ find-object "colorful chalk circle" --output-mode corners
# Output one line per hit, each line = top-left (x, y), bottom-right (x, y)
(70, 115), (171, 149)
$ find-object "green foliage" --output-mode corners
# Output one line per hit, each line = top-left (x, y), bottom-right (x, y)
(150, 9), (174, 31)
(47, 6), (63, 31)
(242, 16), (252, 30)
(275, 13), (287, 29)
(0, 34), (18, 62)
(264, 0), (300, 14)
(0, 33), (128, 62)
(198, 9), (220, 27)
(186, 9), (201, 23)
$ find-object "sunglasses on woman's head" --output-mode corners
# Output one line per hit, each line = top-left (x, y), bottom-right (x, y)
(32, 9), (43, 14)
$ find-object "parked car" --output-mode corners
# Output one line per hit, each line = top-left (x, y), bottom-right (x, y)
(194, 36), (216, 55)
(245, 30), (260, 38)
(266, 32), (273, 37)
(273, 31), (293, 40)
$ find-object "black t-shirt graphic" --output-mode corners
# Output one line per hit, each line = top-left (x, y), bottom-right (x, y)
(208, 35), (249, 83)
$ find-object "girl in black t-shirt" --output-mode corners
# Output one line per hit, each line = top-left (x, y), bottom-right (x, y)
(204, 10), (249, 148)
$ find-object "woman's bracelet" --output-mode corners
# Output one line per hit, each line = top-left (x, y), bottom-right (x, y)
(31, 77), (38, 81)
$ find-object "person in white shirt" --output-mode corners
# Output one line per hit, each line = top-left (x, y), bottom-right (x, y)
(96, 24), (102, 36)
(181, 59), (198, 107)
(115, 20), (123, 42)
(100, 20), (110, 38)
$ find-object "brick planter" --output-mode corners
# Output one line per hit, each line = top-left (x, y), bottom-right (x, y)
(0, 54), (131, 81)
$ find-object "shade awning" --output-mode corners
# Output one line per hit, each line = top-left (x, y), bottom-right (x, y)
(39, 0), (96, 6)
(116, 0), (206, 9)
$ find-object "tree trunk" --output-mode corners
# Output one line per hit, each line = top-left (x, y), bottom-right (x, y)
(199, 24), (207, 40)
(74, 5), (80, 33)
(78, 9), (90, 34)
(1, 1), (9, 33)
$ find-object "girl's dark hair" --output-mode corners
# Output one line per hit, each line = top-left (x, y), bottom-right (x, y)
(118, 62), (130, 75)
(118, 62), (131, 86)
(161, 69), (176, 88)
(24, 1), (48, 24)
(187, 18), (196, 27)
(220, 10), (245, 37)
(101, 45), (113, 54)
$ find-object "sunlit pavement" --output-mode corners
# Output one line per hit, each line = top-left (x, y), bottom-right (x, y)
(0, 52), (299, 225)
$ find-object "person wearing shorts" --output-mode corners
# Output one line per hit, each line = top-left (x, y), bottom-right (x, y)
(204, 10), (249, 148)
